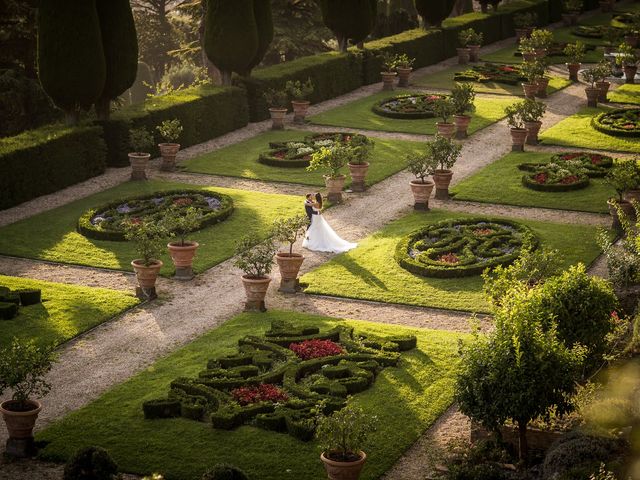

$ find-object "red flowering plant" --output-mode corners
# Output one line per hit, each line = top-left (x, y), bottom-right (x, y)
(438, 253), (460, 264)
(231, 384), (289, 406)
(289, 339), (344, 360)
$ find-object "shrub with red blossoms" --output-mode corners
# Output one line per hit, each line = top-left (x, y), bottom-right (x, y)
(289, 339), (344, 360)
(231, 384), (289, 406)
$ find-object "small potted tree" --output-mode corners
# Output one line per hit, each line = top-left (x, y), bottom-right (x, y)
(307, 144), (352, 203)
(317, 404), (377, 480)
(595, 60), (612, 103)
(581, 67), (600, 107)
(433, 97), (456, 139)
(535, 59), (551, 98)
(467, 30), (483, 63)
(521, 98), (546, 145)
(395, 54), (415, 87)
(520, 59), (543, 99)
(529, 29), (553, 58)
(406, 152), (437, 210)
(125, 219), (167, 300)
(0, 339), (55, 458)
(128, 127), (154, 181)
(285, 78), (314, 124)
(504, 101), (528, 152)
(563, 41), (585, 82)
(234, 235), (277, 312)
(616, 42), (638, 84)
(164, 206), (200, 281)
(272, 215), (309, 293)
(457, 29), (473, 65)
(429, 134), (463, 200)
(513, 12), (536, 42)
(562, 0), (582, 26)
(519, 36), (537, 63)
(380, 53), (397, 91)
(451, 82), (476, 139)
(606, 162), (640, 231)
(156, 118), (183, 172)
(264, 88), (289, 130)
(347, 138), (373, 192)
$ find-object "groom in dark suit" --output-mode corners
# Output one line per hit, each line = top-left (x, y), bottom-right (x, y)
(304, 193), (318, 223)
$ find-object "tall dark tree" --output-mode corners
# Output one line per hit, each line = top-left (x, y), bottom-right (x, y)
(95, 0), (139, 120)
(414, 0), (457, 27)
(318, 0), (376, 52)
(37, 0), (106, 124)
(244, 0), (274, 73)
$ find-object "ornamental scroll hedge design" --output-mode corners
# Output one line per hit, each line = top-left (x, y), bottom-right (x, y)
(0, 286), (42, 320)
(454, 63), (526, 86)
(395, 218), (537, 278)
(372, 93), (448, 119)
(591, 108), (640, 138)
(77, 190), (234, 242)
(142, 320), (416, 441)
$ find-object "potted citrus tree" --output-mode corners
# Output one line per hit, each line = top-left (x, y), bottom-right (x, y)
(521, 98), (546, 145)
(406, 152), (437, 210)
(606, 161), (640, 231)
(347, 137), (373, 192)
(264, 88), (289, 130)
(563, 41), (585, 81)
(156, 118), (183, 172)
(433, 97), (456, 139)
(285, 78), (314, 124)
(595, 60), (612, 103)
(234, 235), (277, 312)
(317, 404), (377, 480)
(535, 59), (551, 98)
(616, 42), (638, 84)
(124, 219), (167, 300)
(128, 127), (154, 181)
(520, 59), (543, 99)
(504, 100), (528, 152)
(307, 144), (352, 203)
(395, 54), (415, 87)
(581, 67), (600, 107)
(164, 206), (200, 281)
(0, 338), (55, 458)
(272, 215), (309, 293)
(429, 134), (462, 200)
(529, 28), (553, 58)
(467, 30), (483, 63)
(380, 53), (397, 91)
(457, 29), (473, 65)
(519, 36), (537, 62)
(451, 82), (476, 139)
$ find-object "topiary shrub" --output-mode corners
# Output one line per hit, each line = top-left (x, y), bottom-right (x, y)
(201, 464), (250, 480)
(372, 93), (447, 119)
(16, 289), (42, 306)
(63, 446), (118, 480)
(0, 302), (18, 320)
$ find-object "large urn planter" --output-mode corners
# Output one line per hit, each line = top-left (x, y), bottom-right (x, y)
(167, 241), (199, 281)
(325, 175), (346, 203)
(131, 259), (163, 300)
(397, 67), (412, 87)
(457, 47), (470, 65)
(433, 170), (454, 200)
(537, 77), (549, 98)
(524, 121), (542, 145)
(566, 63), (581, 82)
(410, 180), (434, 211)
(381, 72), (396, 91)
(624, 65), (638, 84)
(268, 108), (288, 130)
(510, 128), (528, 152)
(275, 253), (304, 293)
(585, 86), (599, 107)
(159, 143), (180, 172)
(468, 45), (481, 63)
(291, 100), (310, 124)
(241, 276), (271, 312)
(454, 115), (471, 139)
(129, 152), (150, 181)
(0, 400), (42, 457)
(321, 451), (367, 480)
(436, 122), (456, 139)
(522, 82), (538, 100)
(348, 162), (369, 192)
(596, 81), (611, 103)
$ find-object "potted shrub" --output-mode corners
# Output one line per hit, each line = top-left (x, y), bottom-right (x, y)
(347, 138), (373, 192)
(535, 59), (550, 98)
(616, 42), (638, 84)
(519, 36), (537, 63)
(513, 12), (536, 41)
(406, 152), (437, 210)
(581, 67), (600, 108)
(233, 235), (277, 312)
(504, 101), (529, 152)
(317, 404), (377, 480)
(164, 206), (200, 281)
(433, 97), (456, 139)
(606, 161), (640, 230)
(272, 215), (309, 293)
(264, 88), (289, 130)
(562, 0), (582, 26)
(520, 59), (543, 99)
(285, 78), (314, 124)
(395, 54), (415, 87)
(467, 30), (483, 63)
(307, 144), (352, 203)
(429, 134), (463, 200)
(521, 98), (546, 145)
(128, 127), (154, 181)
(529, 29), (553, 59)
(595, 60), (612, 103)
(380, 53), (397, 91)
(0, 339), (55, 458)
(156, 118), (183, 172)
(451, 82), (476, 139)
(563, 41), (585, 82)
(458, 29), (473, 65)
(124, 219), (167, 300)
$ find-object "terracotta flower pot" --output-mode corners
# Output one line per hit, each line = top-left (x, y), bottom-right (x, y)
(522, 52), (536, 62)
(167, 241), (199, 281)
(158, 143), (180, 172)
(624, 65), (638, 84)
(276, 252), (304, 293)
(0, 400), (42, 440)
(537, 77), (549, 98)
(522, 82), (538, 100)
(433, 169), (454, 200)
(510, 127), (528, 152)
(131, 259), (163, 300)
(325, 174), (346, 203)
(291, 100), (310, 124)
(457, 47), (470, 65)
(397, 67), (412, 87)
(410, 180), (435, 210)
(468, 45), (481, 63)
(596, 81), (610, 103)
(585, 86), (599, 107)
(129, 152), (150, 181)
(381, 72), (396, 91)
(524, 120), (542, 145)
(348, 162), (369, 192)
(268, 108), (288, 130)
(566, 63), (580, 82)
(436, 122), (456, 139)
(454, 115), (472, 139)
(321, 451), (367, 480)
(241, 275), (271, 312)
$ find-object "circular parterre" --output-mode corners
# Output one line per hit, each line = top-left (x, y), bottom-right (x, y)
(454, 63), (525, 85)
(591, 108), (640, 138)
(396, 218), (537, 278)
(519, 162), (590, 192)
(372, 93), (447, 119)
(77, 190), (234, 241)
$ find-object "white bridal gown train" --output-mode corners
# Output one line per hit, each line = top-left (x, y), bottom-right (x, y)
(302, 211), (357, 253)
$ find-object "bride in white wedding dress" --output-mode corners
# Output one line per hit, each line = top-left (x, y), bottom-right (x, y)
(302, 193), (357, 253)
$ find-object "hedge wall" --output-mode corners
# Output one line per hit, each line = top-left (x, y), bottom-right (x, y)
(0, 124), (106, 210)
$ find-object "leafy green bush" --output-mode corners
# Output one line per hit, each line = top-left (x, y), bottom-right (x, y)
(63, 446), (118, 480)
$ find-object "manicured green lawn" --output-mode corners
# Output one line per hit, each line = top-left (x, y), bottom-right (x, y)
(609, 84), (640, 105)
(38, 310), (467, 480)
(0, 275), (138, 348)
(481, 44), (603, 64)
(0, 181), (301, 276)
(301, 210), (604, 313)
(451, 151), (615, 213)
(183, 129), (425, 187)
(539, 106), (640, 153)
(308, 90), (516, 135)
(413, 65), (572, 96)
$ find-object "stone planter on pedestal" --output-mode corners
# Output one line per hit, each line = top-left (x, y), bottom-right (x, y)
(167, 241), (199, 281)
(525, 121), (542, 145)
(433, 170), (454, 200)
(397, 67), (412, 87)
(159, 143), (180, 171)
(269, 108), (288, 130)
(131, 259), (163, 300)
(348, 162), (369, 192)
(241, 276), (271, 312)
(510, 128), (528, 152)
(276, 253), (304, 293)
(410, 180), (434, 211)
(454, 115), (472, 139)
(0, 400), (42, 458)
(129, 152), (150, 181)
(291, 100), (310, 124)
(381, 72), (396, 91)
(325, 175), (346, 203)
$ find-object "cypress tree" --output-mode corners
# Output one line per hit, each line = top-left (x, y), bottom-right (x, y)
(204, 0), (259, 85)
(37, 0), (105, 124)
(244, 0), (274, 74)
(95, 0), (138, 120)
(320, 0), (376, 52)
(414, 0), (457, 27)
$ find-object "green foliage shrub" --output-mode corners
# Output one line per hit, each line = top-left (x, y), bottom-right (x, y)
(63, 446), (118, 480)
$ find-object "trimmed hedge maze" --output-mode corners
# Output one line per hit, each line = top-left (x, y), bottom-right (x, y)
(396, 218), (536, 278)
(372, 93), (447, 119)
(77, 190), (234, 242)
(592, 108), (640, 138)
(143, 320), (416, 441)
(0, 286), (42, 320)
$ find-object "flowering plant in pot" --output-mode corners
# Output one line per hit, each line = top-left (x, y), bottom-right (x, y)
(451, 82), (476, 139)
(594, 60), (613, 103)
(518, 36), (537, 62)
(520, 59), (544, 99)
(395, 53), (415, 87)
(562, 0), (582, 25)
(379, 53), (397, 91)
(234, 235), (277, 312)
(156, 118), (183, 172)
(263, 88), (289, 130)
(406, 151), (438, 210)
(457, 29), (473, 65)
(428, 134), (462, 200)
(346, 137), (373, 192)
(164, 205), (200, 281)
(528, 28), (554, 57)
(606, 161), (640, 231)
(520, 98), (546, 145)
(124, 219), (168, 300)
(0, 338), (56, 457)
(563, 41), (585, 81)
(616, 42), (638, 84)
(433, 97), (456, 139)
(316, 403), (377, 480)
(504, 100), (528, 152)
(513, 12), (537, 41)
(272, 214), (309, 293)
(285, 78), (314, 124)
(466, 29), (483, 62)
(581, 67), (600, 108)
(128, 127), (155, 181)
(307, 144), (352, 203)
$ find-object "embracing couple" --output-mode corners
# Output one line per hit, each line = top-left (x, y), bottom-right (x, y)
(302, 192), (357, 254)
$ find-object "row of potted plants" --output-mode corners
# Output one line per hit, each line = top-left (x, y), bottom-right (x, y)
(457, 28), (484, 65)
(263, 78), (316, 129)
(379, 53), (416, 90)
(431, 83), (476, 140)
(582, 62), (614, 107)
(128, 118), (184, 180)
(505, 98), (547, 150)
